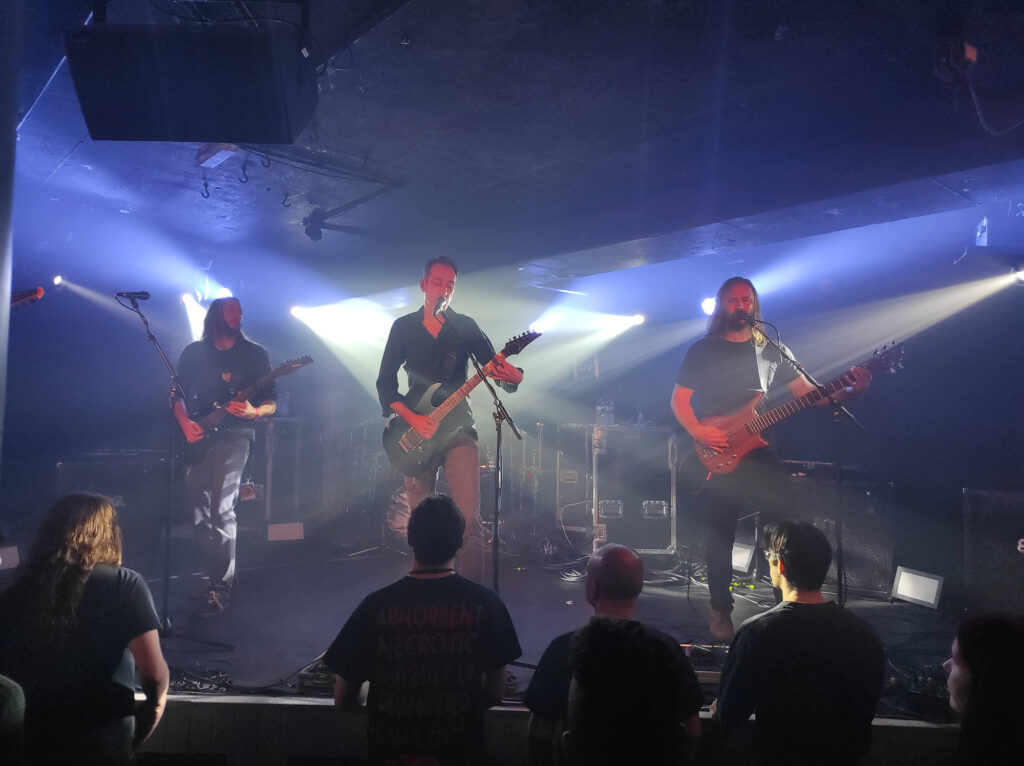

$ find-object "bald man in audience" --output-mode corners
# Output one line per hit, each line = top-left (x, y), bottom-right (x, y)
(523, 544), (702, 765)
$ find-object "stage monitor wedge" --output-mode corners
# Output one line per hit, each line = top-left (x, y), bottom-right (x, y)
(63, 23), (318, 143)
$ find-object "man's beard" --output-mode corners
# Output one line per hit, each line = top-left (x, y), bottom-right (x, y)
(726, 312), (748, 331)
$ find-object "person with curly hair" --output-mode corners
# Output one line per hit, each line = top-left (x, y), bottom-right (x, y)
(0, 493), (168, 765)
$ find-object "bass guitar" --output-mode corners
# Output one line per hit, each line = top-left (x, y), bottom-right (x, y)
(694, 343), (904, 474)
(182, 355), (313, 464)
(383, 331), (540, 476)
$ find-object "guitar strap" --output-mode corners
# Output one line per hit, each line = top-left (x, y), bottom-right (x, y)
(754, 341), (773, 399)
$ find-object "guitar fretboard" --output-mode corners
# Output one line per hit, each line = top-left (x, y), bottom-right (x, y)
(744, 376), (850, 435)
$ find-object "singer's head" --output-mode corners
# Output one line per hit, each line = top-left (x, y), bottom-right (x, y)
(203, 297), (245, 341)
(421, 256), (458, 315)
(708, 277), (763, 343)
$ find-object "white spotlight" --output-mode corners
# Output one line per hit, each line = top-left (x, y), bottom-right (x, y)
(701, 298), (716, 315)
(1014, 266), (1024, 285)
(52, 275), (65, 286)
(214, 287), (233, 299)
(631, 314), (646, 326)
(290, 306), (306, 318)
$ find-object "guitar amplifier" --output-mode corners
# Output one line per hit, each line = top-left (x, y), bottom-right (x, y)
(594, 426), (677, 555)
(962, 489), (1024, 614)
(784, 461), (895, 599)
(55, 451), (169, 575)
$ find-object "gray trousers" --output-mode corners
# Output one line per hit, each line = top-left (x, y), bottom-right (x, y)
(185, 431), (251, 592)
(404, 433), (485, 582)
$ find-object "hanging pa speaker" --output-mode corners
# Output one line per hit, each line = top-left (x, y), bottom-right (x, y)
(63, 23), (317, 143)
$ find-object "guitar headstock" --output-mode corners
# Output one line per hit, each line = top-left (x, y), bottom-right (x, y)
(866, 342), (905, 375)
(278, 356), (314, 373)
(502, 331), (541, 357)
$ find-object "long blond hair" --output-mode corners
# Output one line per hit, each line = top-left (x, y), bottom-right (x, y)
(7, 493), (123, 634)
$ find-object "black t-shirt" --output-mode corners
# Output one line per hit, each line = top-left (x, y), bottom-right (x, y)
(324, 574), (522, 765)
(675, 337), (800, 421)
(524, 619), (703, 723)
(376, 308), (499, 433)
(0, 565), (161, 730)
(176, 337), (274, 437)
(715, 601), (885, 766)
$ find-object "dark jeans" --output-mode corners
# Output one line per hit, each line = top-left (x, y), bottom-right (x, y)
(702, 449), (791, 613)
(185, 431), (251, 592)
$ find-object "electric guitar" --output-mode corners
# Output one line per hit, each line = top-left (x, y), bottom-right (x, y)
(11, 287), (44, 307)
(182, 356), (313, 464)
(383, 331), (540, 476)
(694, 343), (905, 475)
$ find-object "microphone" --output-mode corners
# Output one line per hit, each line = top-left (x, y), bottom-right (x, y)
(734, 309), (755, 324)
(433, 295), (446, 316)
(116, 291), (150, 300)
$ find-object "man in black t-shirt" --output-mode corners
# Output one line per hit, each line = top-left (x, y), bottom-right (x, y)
(713, 521), (885, 766)
(173, 297), (276, 616)
(671, 277), (871, 640)
(325, 495), (522, 766)
(524, 544), (702, 765)
(376, 256), (523, 582)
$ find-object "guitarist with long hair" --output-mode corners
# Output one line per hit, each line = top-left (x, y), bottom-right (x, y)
(670, 277), (871, 641)
(377, 256), (523, 583)
(172, 297), (276, 616)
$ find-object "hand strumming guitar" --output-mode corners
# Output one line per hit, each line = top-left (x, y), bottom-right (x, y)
(391, 401), (439, 439)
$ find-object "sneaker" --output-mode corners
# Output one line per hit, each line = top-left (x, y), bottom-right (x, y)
(709, 609), (734, 642)
(194, 589), (229, 618)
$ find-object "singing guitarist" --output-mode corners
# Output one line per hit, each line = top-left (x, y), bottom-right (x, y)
(670, 277), (871, 641)
(376, 256), (523, 583)
(172, 297), (276, 616)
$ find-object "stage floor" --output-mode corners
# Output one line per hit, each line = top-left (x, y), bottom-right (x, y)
(149, 528), (959, 721)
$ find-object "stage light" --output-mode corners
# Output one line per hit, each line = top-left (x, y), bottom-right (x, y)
(701, 298), (716, 315)
(214, 287), (233, 299)
(891, 566), (944, 609)
(290, 306), (306, 319)
(1014, 266), (1024, 285)
(630, 314), (645, 326)
(52, 275), (65, 286)
(181, 293), (206, 341)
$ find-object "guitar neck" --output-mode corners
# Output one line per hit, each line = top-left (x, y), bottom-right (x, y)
(747, 374), (850, 434)
(198, 372), (279, 429)
(428, 369), (486, 424)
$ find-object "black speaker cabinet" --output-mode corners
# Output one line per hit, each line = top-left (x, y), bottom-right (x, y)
(962, 489), (1024, 614)
(63, 23), (317, 142)
(555, 424), (592, 529)
(784, 461), (895, 599)
(55, 451), (168, 574)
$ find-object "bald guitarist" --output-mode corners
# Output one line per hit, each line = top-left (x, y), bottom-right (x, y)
(670, 277), (871, 641)
(377, 256), (523, 583)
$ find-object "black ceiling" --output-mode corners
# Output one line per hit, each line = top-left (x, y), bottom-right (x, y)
(11, 0), (1024, 290)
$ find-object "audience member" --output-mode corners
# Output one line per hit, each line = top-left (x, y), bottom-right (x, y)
(714, 520), (884, 766)
(561, 618), (699, 766)
(524, 543), (701, 765)
(325, 494), (522, 765)
(944, 613), (1024, 765)
(0, 493), (169, 765)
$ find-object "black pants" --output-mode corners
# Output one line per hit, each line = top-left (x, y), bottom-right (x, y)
(702, 450), (791, 614)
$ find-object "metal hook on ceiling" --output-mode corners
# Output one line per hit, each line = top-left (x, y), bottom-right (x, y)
(281, 191), (291, 208)
(238, 161), (249, 184)
(201, 181), (210, 199)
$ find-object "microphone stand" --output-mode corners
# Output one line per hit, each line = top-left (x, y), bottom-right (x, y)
(116, 295), (234, 650)
(745, 315), (866, 607)
(437, 306), (523, 595)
